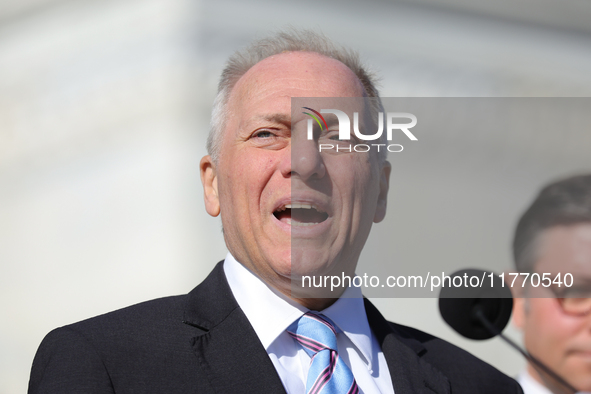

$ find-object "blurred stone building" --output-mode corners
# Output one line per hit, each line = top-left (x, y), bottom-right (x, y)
(2, 0), (591, 392)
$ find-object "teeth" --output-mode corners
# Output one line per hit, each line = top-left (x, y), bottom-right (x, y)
(281, 203), (321, 211)
(284, 219), (319, 226)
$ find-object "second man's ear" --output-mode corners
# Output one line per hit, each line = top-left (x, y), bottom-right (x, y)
(509, 271), (528, 330)
(512, 296), (527, 330)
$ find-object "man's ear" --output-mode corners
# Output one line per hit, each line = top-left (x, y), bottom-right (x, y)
(512, 296), (527, 330)
(200, 155), (220, 217)
(374, 160), (391, 223)
(510, 271), (527, 330)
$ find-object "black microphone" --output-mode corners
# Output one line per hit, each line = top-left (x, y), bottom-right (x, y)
(438, 268), (579, 394)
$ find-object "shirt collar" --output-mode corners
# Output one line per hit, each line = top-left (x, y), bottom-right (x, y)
(223, 253), (306, 349)
(517, 370), (554, 394)
(322, 285), (374, 370)
(223, 253), (375, 370)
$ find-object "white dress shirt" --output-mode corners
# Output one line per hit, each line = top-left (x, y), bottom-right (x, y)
(517, 370), (553, 394)
(223, 253), (395, 394)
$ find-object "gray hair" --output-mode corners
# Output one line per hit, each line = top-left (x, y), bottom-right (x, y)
(207, 29), (384, 163)
(513, 174), (591, 273)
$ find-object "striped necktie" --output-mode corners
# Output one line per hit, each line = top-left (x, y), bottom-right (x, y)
(287, 312), (359, 394)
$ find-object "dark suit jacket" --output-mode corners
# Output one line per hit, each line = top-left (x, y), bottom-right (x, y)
(29, 262), (523, 393)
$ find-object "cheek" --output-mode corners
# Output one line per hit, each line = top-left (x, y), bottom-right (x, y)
(216, 163), (255, 228)
(332, 155), (376, 191)
(221, 156), (270, 196)
(353, 159), (380, 204)
(524, 300), (580, 354)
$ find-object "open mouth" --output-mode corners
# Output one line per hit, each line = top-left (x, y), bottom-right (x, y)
(273, 203), (329, 226)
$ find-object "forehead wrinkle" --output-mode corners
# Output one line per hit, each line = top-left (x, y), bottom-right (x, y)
(235, 53), (366, 100)
(226, 52), (368, 137)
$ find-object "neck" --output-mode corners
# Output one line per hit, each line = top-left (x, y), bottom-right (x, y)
(286, 280), (349, 310)
(527, 363), (575, 394)
(293, 296), (339, 311)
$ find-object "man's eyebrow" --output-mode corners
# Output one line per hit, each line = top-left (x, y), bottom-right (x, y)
(257, 114), (291, 124)
(323, 116), (340, 127)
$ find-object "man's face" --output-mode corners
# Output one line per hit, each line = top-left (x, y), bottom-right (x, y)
(513, 223), (591, 392)
(200, 52), (390, 303)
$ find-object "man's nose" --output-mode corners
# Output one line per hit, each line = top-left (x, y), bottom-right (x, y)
(286, 138), (326, 181)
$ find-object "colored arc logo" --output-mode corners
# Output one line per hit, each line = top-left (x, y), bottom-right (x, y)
(302, 107), (328, 131)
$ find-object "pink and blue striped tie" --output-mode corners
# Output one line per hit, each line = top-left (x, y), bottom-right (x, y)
(287, 312), (359, 394)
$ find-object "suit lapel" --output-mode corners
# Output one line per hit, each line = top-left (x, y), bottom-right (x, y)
(365, 299), (451, 394)
(182, 264), (451, 393)
(183, 262), (286, 393)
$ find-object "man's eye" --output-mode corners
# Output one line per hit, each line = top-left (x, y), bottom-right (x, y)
(324, 131), (343, 141)
(253, 130), (275, 138)
(326, 132), (354, 143)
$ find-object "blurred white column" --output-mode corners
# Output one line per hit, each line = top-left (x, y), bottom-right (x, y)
(0, 0), (231, 392)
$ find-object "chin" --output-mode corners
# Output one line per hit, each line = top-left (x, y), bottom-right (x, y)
(573, 369), (591, 391)
(289, 248), (334, 278)
(265, 251), (292, 277)
(563, 361), (591, 392)
(573, 379), (591, 393)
